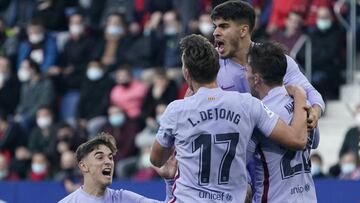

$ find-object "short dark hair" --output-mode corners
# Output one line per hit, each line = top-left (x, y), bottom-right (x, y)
(248, 42), (287, 86)
(211, 0), (255, 32)
(180, 34), (219, 84)
(75, 132), (117, 163)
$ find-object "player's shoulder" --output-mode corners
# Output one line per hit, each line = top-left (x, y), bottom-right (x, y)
(284, 54), (299, 70)
(58, 188), (82, 203)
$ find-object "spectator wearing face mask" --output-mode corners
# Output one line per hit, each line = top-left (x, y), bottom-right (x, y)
(77, 60), (114, 138)
(28, 106), (58, 162)
(92, 12), (133, 72)
(14, 58), (55, 132)
(339, 152), (360, 180)
(197, 13), (214, 41)
(270, 11), (305, 54)
(17, 19), (58, 74)
(0, 109), (27, 161)
(54, 150), (82, 193)
(297, 6), (346, 100)
(28, 152), (51, 181)
(340, 105), (360, 163)
(132, 103), (167, 180)
(310, 153), (327, 179)
(101, 105), (139, 164)
(0, 153), (19, 181)
(0, 56), (20, 116)
(110, 66), (147, 121)
(49, 12), (95, 126)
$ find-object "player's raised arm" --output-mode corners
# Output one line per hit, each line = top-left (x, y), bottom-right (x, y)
(269, 85), (308, 150)
(150, 139), (174, 168)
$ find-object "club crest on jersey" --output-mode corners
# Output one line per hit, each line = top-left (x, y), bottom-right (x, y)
(261, 102), (275, 118)
(208, 97), (216, 101)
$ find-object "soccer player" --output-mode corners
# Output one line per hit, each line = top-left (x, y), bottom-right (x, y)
(246, 42), (318, 202)
(58, 132), (176, 203)
(211, 0), (325, 130)
(150, 34), (308, 203)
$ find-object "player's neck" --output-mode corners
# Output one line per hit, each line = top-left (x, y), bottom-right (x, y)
(82, 179), (107, 197)
(192, 81), (218, 93)
(258, 85), (278, 100)
(231, 38), (252, 66)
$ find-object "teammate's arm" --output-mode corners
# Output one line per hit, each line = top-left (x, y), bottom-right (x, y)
(151, 142), (174, 168)
(283, 55), (324, 129)
(268, 86), (308, 150)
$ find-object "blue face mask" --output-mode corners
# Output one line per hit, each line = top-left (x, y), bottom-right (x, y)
(87, 67), (104, 81)
(316, 19), (332, 31)
(109, 113), (125, 127)
(311, 163), (321, 176)
(341, 163), (356, 175)
(32, 163), (47, 174)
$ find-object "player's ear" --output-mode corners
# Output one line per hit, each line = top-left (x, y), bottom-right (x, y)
(240, 24), (249, 38)
(78, 160), (89, 173)
(253, 73), (260, 85)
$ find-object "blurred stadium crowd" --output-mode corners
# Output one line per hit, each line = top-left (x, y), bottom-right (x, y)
(0, 0), (358, 193)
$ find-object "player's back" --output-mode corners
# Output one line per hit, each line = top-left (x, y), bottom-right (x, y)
(160, 87), (278, 203)
(248, 86), (317, 203)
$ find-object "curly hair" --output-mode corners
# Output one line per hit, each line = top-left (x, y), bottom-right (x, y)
(180, 34), (219, 84)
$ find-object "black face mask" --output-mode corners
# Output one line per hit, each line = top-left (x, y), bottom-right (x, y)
(120, 82), (131, 87)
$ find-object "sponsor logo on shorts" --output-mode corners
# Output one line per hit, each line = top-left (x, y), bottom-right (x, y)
(197, 189), (233, 202)
(290, 183), (311, 195)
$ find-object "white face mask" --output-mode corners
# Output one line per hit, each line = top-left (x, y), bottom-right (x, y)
(316, 19), (332, 31)
(106, 25), (124, 37)
(32, 163), (47, 174)
(0, 169), (8, 179)
(311, 163), (321, 176)
(164, 26), (178, 36)
(69, 24), (84, 36)
(29, 33), (44, 44)
(341, 163), (356, 175)
(0, 73), (9, 87)
(140, 153), (152, 168)
(199, 22), (214, 36)
(355, 114), (360, 126)
(18, 69), (31, 82)
(86, 67), (104, 81)
(109, 113), (125, 127)
(156, 115), (162, 124)
(37, 116), (52, 129)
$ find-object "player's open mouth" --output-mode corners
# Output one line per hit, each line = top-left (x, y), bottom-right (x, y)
(215, 40), (225, 54)
(102, 168), (112, 177)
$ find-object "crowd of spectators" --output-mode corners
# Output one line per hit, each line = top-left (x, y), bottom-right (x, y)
(0, 0), (357, 193)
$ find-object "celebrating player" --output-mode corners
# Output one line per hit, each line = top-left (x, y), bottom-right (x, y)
(211, 0), (324, 129)
(246, 42), (318, 202)
(151, 34), (308, 203)
(58, 132), (176, 203)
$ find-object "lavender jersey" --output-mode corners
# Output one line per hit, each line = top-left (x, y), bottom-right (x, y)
(216, 56), (325, 111)
(58, 182), (173, 203)
(247, 86), (318, 203)
(156, 87), (279, 203)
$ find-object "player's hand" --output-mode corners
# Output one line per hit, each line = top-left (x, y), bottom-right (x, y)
(285, 85), (306, 100)
(153, 152), (177, 179)
(307, 104), (321, 130)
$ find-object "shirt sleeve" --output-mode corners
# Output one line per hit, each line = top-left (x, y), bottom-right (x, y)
(155, 101), (178, 148)
(251, 97), (279, 137)
(283, 55), (325, 111)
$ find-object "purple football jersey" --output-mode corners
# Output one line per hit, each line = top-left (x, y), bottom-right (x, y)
(247, 86), (318, 203)
(59, 179), (174, 203)
(156, 87), (279, 203)
(216, 56), (325, 111)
